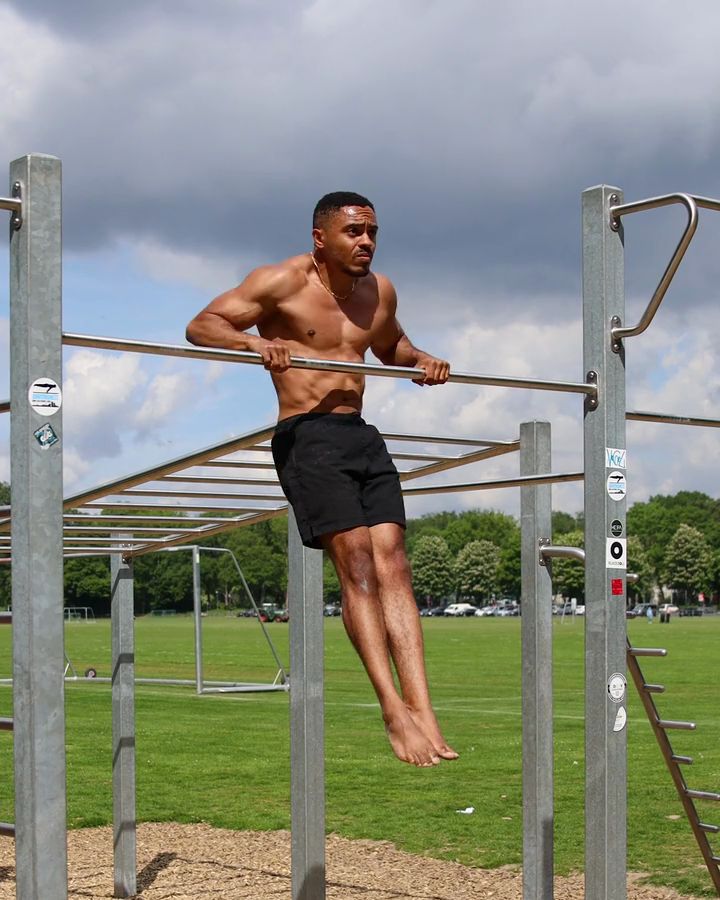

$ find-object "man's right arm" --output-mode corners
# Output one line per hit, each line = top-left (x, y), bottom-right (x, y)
(186, 266), (293, 371)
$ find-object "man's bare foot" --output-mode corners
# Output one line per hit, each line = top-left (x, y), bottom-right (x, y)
(408, 706), (459, 760)
(383, 706), (441, 767)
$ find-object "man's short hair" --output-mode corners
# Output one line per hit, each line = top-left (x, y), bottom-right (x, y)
(313, 192), (374, 228)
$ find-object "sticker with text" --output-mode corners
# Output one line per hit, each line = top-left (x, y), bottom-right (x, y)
(29, 377), (61, 416)
(608, 673), (627, 703)
(605, 447), (626, 469)
(606, 471), (626, 501)
(613, 706), (627, 732)
(606, 538), (626, 569)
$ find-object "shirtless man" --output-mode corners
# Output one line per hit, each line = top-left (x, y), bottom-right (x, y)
(186, 191), (457, 767)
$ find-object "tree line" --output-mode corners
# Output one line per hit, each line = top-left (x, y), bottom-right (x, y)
(0, 481), (718, 612)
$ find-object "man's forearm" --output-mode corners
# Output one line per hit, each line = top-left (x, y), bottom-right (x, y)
(382, 334), (432, 368)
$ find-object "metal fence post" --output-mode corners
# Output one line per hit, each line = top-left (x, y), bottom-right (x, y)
(111, 539), (136, 898)
(192, 546), (203, 694)
(520, 420), (554, 900)
(582, 185), (628, 900)
(9, 153), (68, 899)
(287, 510), (325, 900)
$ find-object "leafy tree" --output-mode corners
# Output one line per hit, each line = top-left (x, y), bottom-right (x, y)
(323, 554), (341, 603)
(547, 530), (584, 601)
(552, 510), (582, 535)
(410, 536), (454, 605)
(64, 557), (112, 614)
(662, 523), (712, 603)
(497, 528), (521, 599)
(454, 540), (500, 603)
(628, 491), (720, 575)
(626, 535), (654, 602)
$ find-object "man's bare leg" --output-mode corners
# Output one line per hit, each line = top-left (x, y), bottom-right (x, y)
(369, 523), (458, 760)
(322, 527), (441, 767)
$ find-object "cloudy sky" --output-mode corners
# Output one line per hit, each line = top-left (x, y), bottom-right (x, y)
(2, 0), (720, 520)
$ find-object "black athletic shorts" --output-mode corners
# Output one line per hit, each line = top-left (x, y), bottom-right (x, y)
(271, 412), (406, 549)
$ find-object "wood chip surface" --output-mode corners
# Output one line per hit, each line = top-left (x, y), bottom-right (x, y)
(0, 823), (706, 899)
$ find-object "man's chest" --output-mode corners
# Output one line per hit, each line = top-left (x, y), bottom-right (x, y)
(271, 291), (389, 351)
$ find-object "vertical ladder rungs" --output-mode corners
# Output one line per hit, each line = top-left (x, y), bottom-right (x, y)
(699, 823), (720, 833)
(629, 647), (667, 657)
(0, 717), (12, 731)
(672, 754), (694, 765)
(686, 790), (720, 802)
(643, 683), (665, 693)
(0, 823), (14, 837)
(658, 719), (696, 731)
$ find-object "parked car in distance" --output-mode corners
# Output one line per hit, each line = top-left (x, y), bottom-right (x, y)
(323, 604), (342, 617)
(679, 606), (703, 617)
(475, 605), (498, 617)
(658, 603), (679, 616)
(420, 605), (446, 617)
(443, 603), (478, 617)
(258, 604), (288, 623)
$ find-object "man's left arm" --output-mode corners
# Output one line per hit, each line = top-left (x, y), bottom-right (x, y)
(370, 278), (450, 386)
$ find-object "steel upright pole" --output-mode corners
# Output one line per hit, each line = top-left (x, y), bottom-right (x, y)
(520, 421), (554, 900)
(111, 539), (136, 898)
(582, 185), (628, 900)
(192, 546), (203, 694)
(9, 153), (68, 899)
(288, 510), (325, 900)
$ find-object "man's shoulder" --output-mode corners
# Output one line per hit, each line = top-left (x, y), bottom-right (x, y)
(246, 255), (309, 300)
(370, 271), (397, 306)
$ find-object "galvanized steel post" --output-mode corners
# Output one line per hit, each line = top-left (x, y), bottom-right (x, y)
(288, 510), (325, 900)
(582, 185), (628, 900)
(520, 421), (554, 900)
(111, 540), (136, 897)
(192, 546), (203, 693)
(9, 154), (68, 899)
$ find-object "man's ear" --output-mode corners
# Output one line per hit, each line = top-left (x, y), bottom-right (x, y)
(311, 226), (325, 252)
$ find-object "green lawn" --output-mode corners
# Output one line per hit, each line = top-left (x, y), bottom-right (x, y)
(0, 613), (718, 895)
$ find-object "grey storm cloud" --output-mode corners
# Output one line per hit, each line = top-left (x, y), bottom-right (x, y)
(3, 0), (720, 317)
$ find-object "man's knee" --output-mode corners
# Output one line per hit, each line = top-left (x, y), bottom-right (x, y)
(326, 534), (378, 595)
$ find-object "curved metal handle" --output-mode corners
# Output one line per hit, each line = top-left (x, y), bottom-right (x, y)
(539, 545), (586, 566)
(609, 193), (698, 350)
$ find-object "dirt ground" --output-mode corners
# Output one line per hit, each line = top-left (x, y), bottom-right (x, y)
(0, 822), (707, 899)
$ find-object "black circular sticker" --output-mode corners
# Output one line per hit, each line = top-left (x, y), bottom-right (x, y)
(609, 540), (624, 560)
(610, 519), (623, 537)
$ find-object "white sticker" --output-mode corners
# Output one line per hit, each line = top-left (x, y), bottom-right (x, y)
(606, 471), (626, 501)
(608, 673), (626, 703)
(605, 447), (627, 469)
(613, 706), (627, 732)
(29, 377), (62, 416)
(606, 538), (627, 569)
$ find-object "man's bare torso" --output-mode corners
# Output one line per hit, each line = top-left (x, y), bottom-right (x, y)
(256, 254), (396, 420)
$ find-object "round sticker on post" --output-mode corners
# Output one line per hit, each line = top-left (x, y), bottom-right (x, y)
(613, 706), (627, 732)
(29, 377), (62, 416)
(607, 471), (626, 501)
(608, 673), (626, 703)
(610, 519), (623, 537)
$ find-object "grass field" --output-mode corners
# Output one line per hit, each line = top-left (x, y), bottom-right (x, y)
(0, 613), (718, 896)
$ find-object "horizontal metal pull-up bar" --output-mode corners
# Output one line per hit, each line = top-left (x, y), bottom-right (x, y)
(62, 332), (596, 397)
(0, 400), (9, 414)
(539, 545), (586, 565)
(628, 410), (720, 429)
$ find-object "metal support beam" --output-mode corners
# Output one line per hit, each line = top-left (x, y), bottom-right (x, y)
(111, 541), (136, 897)
(192, 546), (203, 694)
(10, 153), (68, 899)
(582, 184), (628, 900)
(520, 421), (554, 900)
(288, 510), (325, 900)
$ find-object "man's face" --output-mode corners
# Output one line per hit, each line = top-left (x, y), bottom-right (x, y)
(314, 206), (378, 277)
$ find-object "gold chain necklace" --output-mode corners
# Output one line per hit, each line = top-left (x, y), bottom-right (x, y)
(310, 253), (357, 301)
